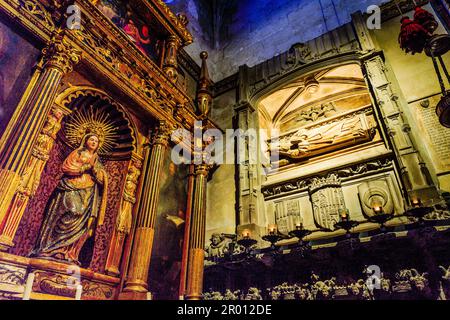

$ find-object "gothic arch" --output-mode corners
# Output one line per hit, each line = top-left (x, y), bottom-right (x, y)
(249, 53), (365, 107)
(250, 56), (371, 131)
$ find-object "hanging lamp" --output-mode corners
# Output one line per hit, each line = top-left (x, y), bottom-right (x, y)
(396, 0), (450, 127)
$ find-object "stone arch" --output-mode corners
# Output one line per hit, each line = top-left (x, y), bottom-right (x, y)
(249, 53), (365, 107)
(249, 54), (370, 131)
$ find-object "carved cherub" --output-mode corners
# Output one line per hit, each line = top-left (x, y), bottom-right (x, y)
(205, 233), (230, 258)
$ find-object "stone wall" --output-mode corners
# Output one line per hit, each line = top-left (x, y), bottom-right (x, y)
(167, 0), (389, 81)
(372, 3), (450, 191)
(205, 89), (237, 240)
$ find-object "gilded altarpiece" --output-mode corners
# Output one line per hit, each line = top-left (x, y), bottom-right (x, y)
(10, 88), (142, 275)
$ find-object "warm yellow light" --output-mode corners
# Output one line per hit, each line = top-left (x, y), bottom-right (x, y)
(373, 206), (383, 214)
(242, 229), (251, 238)
(412, 198), (421, 208)
(268, 224), (277, 235)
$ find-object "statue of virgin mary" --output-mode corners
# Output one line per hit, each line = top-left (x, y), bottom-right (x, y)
(31, 132), (108, 265)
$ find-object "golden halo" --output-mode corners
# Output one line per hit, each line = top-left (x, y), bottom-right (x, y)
(65, 105), (118, 155)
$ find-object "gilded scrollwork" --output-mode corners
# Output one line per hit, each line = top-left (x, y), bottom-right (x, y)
(18, 0), (55, 31)
(31, 270), (115, 299)
(0, 264), (26, 286)
(42, 31), (82, 74)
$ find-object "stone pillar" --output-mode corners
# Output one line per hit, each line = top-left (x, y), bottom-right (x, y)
(0, 32), (81, 249)
(352, 11), (440, 205)
(234, 66), (267, 239)
(120, 122), (171, 300)
(185, 163), (210, 300)
(364, 54), (440, 204)
(179, 164), (195, 298)
(105, 155), (143, 276)
(163, 35), (181, 83)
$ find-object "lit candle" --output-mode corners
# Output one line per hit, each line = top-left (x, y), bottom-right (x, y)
(242, 230), (251, 239)
(268, 225), (277, 235)
(340, 209), (349, 221)
(22, 273), (35, 300)
(373, 206), (383, 214)
(75, 284), (83, 300)
(412, 198), (421, 208)
(296, 222), (303, 230)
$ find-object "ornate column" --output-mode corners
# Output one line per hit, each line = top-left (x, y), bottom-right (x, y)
(185, 163), (210, 300)
(105, 154), (143, 276)
(120, 122), (171, 300)
(163, 35), (181, 83)
(0, 31), (81, 249)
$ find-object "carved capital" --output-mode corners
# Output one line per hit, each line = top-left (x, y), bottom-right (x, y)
(194, 163), (211, 177)
(42, 31), (82, 74)
(151, 121), (172, 147)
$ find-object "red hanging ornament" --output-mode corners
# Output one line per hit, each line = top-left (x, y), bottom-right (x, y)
(141, 25), (149, 38)
(414, 6), (438, 34)
(398, 16), (430, 54)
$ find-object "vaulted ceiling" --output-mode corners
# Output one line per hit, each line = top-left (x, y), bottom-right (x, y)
(258, 63), (371, 131)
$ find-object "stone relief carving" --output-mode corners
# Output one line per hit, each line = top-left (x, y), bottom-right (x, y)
(275, 199), (302, 234)
(394, 269), (429, 294)
(440, 265), (450, 300)
(297, 102), (337, 125)
(309, 174), (345, 230)
(271, 113), (376, 167)
(0, 264), (26, 286)
(424, 209), (450, 221)
(262, 158), (393, 198)
(205, 233), (243, 259)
